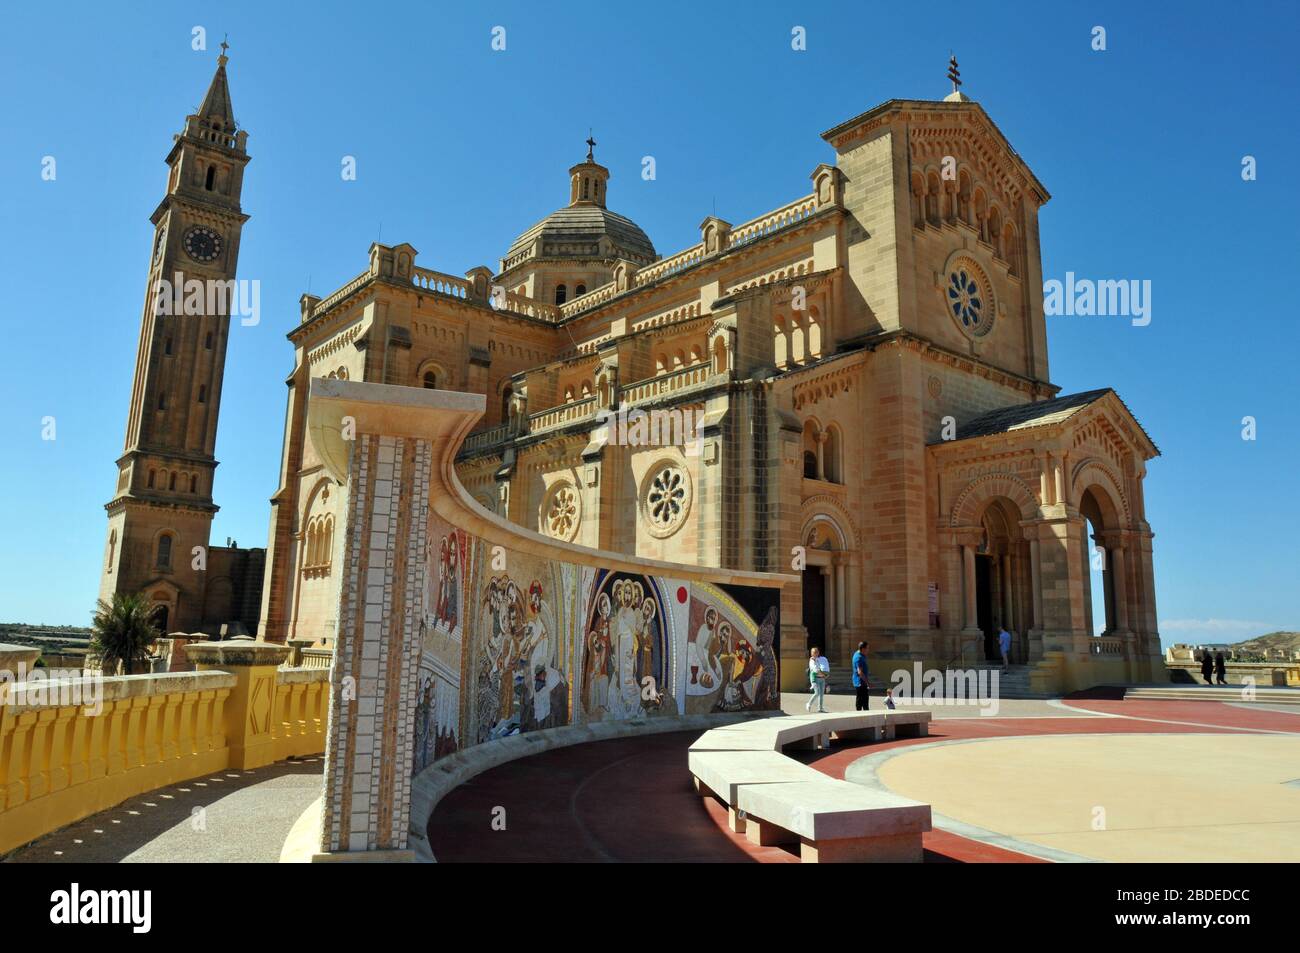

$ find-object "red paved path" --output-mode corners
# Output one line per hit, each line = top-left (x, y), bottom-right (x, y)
(426, 698), (1299, 863)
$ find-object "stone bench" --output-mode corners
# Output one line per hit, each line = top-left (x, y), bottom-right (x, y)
(687, 710), (932, 863)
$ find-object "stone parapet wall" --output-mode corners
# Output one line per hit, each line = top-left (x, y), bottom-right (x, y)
(0, 662), (329, 855)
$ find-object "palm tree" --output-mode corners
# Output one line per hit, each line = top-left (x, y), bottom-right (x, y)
(90, 593), (160, 675)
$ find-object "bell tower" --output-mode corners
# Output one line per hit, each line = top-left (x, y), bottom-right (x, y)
(99, 45), (251, 633)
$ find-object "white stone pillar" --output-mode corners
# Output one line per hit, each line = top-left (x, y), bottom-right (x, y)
(319, 431), (431, 859)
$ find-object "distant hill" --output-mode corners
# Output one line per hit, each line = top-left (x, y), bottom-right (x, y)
(1228, 631), (1300, 656)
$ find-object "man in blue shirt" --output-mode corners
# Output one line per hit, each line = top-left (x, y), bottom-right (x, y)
(852, 641), (870, 710)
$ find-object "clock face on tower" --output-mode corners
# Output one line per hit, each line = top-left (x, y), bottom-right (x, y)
(182, 226), (223, 263)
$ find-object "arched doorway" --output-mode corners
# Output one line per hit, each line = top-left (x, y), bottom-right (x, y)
(973, 498), (1030, 663)
(800, 515), (851, 659)
(1078, 483), (1127, 639)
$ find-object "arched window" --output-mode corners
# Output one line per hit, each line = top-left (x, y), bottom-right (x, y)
(157, 533), (173, 569)
(423, 370), (437, 389)
(189, 474), (198, 493)
(106, 530), (116, 572)
(198, 385), (206, 403)
(157, 393), (166, 410)
(501, 384), (514, 424)
(575, 284), (586, 297)
(204, 331), (213, 350)
(554, 284), (567, 305)
(823, 424), (843, 483)
(168, 472), (177, 491)
(712, 337), (729, 375)
(803, 451), (819, 480)
(147, 469), (156, 489)
(205, 165), (216, 191)
(164, 337), (172, 355)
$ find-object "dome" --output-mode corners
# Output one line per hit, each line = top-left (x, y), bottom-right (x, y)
(500, 142), (658, 274)
(505, 204), (657, 265)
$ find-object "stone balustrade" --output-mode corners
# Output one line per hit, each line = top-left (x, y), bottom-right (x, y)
(308, 270), (371, 322)
(1089, 638), (1124, 656)
(461, 421), (517, 453)
(559, 280), (618, 317)
(635, 243), (706, 286)
(503, 291), (562, 322)
(410, 267), (469, 299)
(729, 194), (818, 248)
(0, 644), (329, 855)
(620, 361), (717, 405)
(527, 395), (598, 433)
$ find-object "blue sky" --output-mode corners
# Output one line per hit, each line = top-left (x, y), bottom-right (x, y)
(1, 1), (1296, 645)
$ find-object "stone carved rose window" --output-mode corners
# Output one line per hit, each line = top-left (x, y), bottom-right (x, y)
(945, 259), (994, 338)
(642, 462), (692, 538)
(542, 481), (581, 542)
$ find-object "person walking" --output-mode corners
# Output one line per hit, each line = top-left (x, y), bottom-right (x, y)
(997, 625), (1012, 671)
(852, 641), (870, 710)
(1200, 650), (1214, 685)
(1214, 651), (1228, 686)
(806, 646), (830, 713)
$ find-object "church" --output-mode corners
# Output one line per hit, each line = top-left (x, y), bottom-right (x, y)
(102, 53), (1163, 694)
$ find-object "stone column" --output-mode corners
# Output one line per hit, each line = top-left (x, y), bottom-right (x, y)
(188, 638), (291, 770)
(834, 561), (846, 628)
(318, 430), (432, 860)
(1029, 536), (1043, 634)
(961, 544), (979, 634)
(1001, 554), (1013, 630)
(1112, 545), (1129, 633)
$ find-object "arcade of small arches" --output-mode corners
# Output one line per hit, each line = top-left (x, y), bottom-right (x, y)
(800, 418), (844, 484)
(146, 467), (201, 495)
(774, 307), (826, 368)
(911, 164), (1020, 276)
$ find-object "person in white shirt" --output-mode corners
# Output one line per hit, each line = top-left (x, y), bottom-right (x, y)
(806, 646), (830, 712)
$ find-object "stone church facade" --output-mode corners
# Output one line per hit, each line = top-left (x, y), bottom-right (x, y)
(100, 55), (1162, 692)
(255, 86), (1162, 692)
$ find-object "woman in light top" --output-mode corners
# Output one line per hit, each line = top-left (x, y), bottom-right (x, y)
(806, 646), (830, 713)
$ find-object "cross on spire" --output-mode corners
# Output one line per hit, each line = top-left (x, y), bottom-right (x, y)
(586, 131), (596, 162)
(947, 53), (961, 93)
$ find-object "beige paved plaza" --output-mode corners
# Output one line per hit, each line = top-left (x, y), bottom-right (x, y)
(876, 733), (1300, 862)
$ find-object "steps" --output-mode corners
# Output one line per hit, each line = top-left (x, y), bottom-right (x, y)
(1124, 685), (1300, 706)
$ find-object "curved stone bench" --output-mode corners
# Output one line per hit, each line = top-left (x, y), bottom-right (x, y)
(688, 710), (932, 863)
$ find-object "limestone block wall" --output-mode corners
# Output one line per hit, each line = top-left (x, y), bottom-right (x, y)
(306, 379), (789, 859)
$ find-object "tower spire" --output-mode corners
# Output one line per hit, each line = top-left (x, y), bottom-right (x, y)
(197, 41), (235, 129)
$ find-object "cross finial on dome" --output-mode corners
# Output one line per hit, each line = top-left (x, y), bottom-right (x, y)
(586, 131), (596, 162)
(219, 35), (230, 66)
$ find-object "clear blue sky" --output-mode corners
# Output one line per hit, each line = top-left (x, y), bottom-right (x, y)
(1, 1), (1296, 646)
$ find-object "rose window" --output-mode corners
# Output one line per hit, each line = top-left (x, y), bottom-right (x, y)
(544, 483), (580, 541)
(945, 260), (994, 338)
(643, 463), (691, 538)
